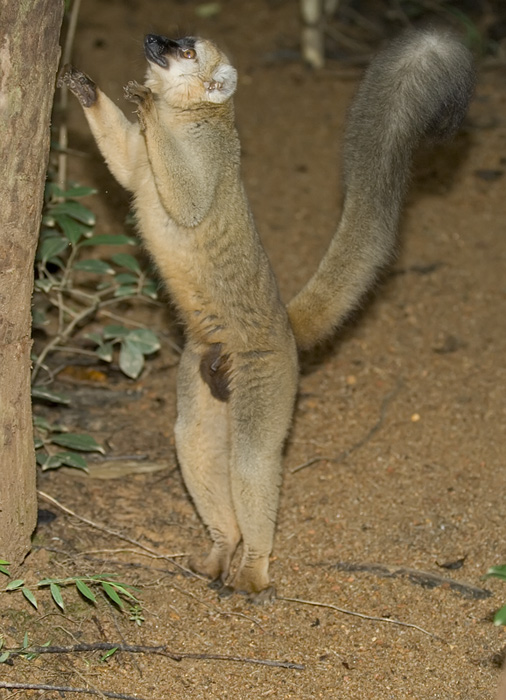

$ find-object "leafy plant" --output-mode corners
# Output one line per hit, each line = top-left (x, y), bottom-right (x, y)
(32, 181), (162, 384)
(33, 414), (104, 471)
(485, 565), (506, 625)
(30, 180), (168, 469)
(128, 604), (145, 627)
(87, 325), (160, 379)
(2, 569), (140, 613)
(0, 634), (51, 664)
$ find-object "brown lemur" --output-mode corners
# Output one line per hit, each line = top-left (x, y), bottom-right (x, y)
(59, 29), (474, 600)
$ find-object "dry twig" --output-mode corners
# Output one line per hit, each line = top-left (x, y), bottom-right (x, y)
(37, 490), (200, 579)
(278, 595), (441, 640)
(0, 683), (143, 700)
(291, 379), (402, 473)
(3, 642), (304, 670)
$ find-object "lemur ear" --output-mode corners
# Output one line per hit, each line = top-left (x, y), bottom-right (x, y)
(204, 63), (237, 104)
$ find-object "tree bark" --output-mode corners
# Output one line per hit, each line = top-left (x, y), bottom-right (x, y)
(0, 1), (64, 567)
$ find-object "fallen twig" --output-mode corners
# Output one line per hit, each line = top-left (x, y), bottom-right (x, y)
(0, 683), (143, 700)
(278, 595), (441, 640)
(3, 642), (304, 670)
(37, 490), (201, 579)
(291, 379), (402, 473)
(331, 561), (491, 600)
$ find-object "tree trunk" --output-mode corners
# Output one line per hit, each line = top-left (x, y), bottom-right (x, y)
(0, 1), (64, 567)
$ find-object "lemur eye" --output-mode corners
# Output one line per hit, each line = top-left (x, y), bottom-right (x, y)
(181, 48), (196, 59)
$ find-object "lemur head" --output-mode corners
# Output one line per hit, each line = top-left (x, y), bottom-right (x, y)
(144, 34), (237, 107)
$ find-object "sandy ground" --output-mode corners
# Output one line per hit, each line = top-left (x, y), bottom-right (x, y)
(2, 1), (506, 698)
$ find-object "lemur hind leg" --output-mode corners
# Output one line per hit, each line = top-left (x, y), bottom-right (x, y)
(225, 346), (298, 601)
(174, 345), (240, 585)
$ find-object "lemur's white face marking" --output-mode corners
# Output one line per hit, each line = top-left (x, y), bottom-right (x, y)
(143, 34), (237, 106)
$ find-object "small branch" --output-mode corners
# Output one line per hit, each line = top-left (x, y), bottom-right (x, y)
(278, 595), (441, 640)
(292, 379), (402, 473)
(331, 561), (492, 600)
(0, 683), (143, 700)
(37, 490), (203, 580)
(3, 642), (304, 670)
(58, 0), (82, 191)
(32, 287), (178, 382)
(31, 298), (100, 382)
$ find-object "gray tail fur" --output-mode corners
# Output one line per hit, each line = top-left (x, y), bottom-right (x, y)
(287, 29), (475, 350)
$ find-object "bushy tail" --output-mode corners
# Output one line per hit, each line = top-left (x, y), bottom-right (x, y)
(287, 29), (474, 350)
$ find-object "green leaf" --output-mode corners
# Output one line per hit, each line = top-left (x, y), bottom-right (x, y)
(50, 433), (105, 454)
(494, 604), (506, 626)
(111, 582), (140, 602)
(6, 579), (24, 591)
(96, 280), (113, 291)
(34, 278), (55, 293)
(51, 200), (96, 225)
(56, 214), (92, 245)
(32, 308), (48, 328)
(113, 284), (137, 298)
(101, 582), (124, 609)
(31, 387), (71, 404)
(33, 415), (51, 430)
(37, 236), (68, 263)
(86, 332), (104, 344)
(37, 453), (65, 470)
(111, 253), (141, 273)
(100, 646), (118, 662)
(73, 259), (115, 275)
(46, 255), (66, 271)
(103, 324), (130, 340)
(81, 234), (136, 247)
(95, 341), (114, 362)
(142, 280), (159, 300)
(50, 582), (65, 611)
(486, 565), (506, 580)
(37, 578), (57, 586)
(57, 452), (89, 471)
(42, 214), (56, 227)
(127, 328), (161, 355)
(33, 437), (44, 449)
(87, 573), (118, 581)
(0, 561), (10, 577)
(129, 604), (145, 626)
(22, 587), (38, 609)
(0, 652), (10, 663)
(119, 339), (145, 379)
(59, 185), (98, 198)
(115, 273), (138, 285)
(75, 579), (97, 603)
(23, 632), (29, 648)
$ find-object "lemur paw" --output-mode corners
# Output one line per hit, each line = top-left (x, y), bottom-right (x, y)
(58, 65), (97, 108)
(124, 81), (153, 130)
(124, 81), (152, 105)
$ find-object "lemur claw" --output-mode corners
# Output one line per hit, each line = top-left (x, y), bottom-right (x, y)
(58, 64), (97, 108)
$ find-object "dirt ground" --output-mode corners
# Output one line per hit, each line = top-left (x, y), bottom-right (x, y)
(2, 1), (506, 698)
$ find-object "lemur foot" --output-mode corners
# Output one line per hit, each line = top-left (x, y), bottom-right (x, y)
(58, 65), (97, 108)
(123, 80), (152, 105)
(124, 81), (153, 130)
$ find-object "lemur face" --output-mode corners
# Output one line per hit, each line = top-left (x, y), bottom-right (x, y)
(143, 34), (237, 106)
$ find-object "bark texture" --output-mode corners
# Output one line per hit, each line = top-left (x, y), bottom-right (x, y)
(0, 1), (64, 566)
